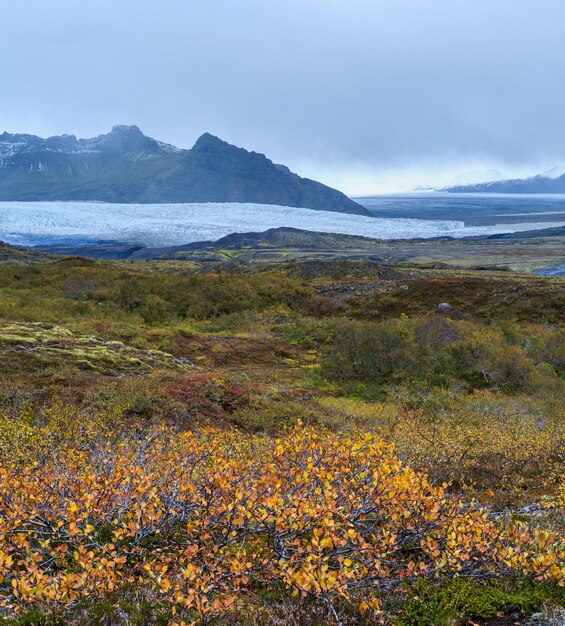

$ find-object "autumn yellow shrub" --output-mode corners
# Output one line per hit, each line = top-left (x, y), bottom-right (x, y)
(0, 423), (562, 623)
(319, 392), (564, 501)
(0, 402), (126, 463)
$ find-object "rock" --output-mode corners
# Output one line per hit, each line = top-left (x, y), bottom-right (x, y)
(524, 611), (565, 625)
(175, 356), (197, 368)
(518, 503), (544, 516)
(437, 302), (452, 312)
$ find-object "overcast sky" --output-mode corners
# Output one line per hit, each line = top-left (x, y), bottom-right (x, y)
(1, 0), (564, 193)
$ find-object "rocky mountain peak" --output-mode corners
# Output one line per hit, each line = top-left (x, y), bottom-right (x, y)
(192, 132), (232, 151)
(110, 124), (144, 136)
(0, 125), (369, 214)
(86, 125), (168, 154)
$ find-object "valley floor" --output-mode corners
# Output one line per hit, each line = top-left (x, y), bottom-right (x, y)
(0, 245), (562, 625)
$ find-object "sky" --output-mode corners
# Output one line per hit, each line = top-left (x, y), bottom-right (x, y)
(1, 0), (564, 194)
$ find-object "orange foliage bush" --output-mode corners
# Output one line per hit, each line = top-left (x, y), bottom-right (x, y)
(0, 424), (562, 623)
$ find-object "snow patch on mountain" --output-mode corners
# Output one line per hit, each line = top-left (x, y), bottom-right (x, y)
(445, 169), (505, 187)
(540, 165), (565, 180)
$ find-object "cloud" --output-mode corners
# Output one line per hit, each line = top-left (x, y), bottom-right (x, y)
(1, 0), (564, 192)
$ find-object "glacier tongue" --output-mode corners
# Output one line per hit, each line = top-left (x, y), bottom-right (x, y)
(0, 201), (557, 248)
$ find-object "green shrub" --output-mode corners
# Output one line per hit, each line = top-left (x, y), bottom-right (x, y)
(320, 316), (561, 396)
(396, 579), (565, 626)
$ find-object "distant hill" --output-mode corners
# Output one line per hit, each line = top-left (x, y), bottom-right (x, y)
(36, 227), (386, 261)
(445, 166), (565, 193)
(0, 125), (368, 215)
(169, 227), (383, 252)
(486, 225), (565, 239)
(34, 224), (565, 265)
(0, 241), (57, 265)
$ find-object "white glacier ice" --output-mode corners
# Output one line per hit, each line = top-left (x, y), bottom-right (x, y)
(0, 201), (561, 248)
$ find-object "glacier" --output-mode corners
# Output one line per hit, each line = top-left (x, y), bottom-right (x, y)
(0, 201), (561, 248)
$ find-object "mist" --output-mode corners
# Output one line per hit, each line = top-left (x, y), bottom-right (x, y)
(1, 0), (564, 193)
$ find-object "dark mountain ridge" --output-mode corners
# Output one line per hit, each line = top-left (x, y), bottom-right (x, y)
(0, 125), (368, 215)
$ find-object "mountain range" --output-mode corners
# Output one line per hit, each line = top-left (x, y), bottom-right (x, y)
(0, 125), (368, 215)
(445, 166), (565, 193)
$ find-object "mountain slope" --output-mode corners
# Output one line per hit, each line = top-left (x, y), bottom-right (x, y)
(445, 169), (565, 193)
(444, 169), (505, 188)
(0, 241), (58, 265)
(0, 126), (368, 215)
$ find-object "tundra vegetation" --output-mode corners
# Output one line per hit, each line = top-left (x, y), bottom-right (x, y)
(0, 254), (562, 625)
